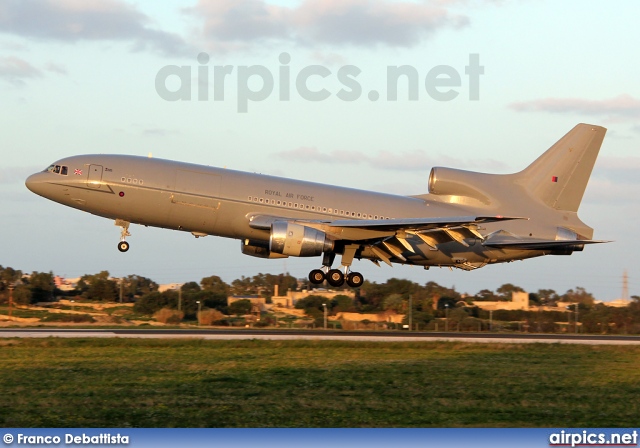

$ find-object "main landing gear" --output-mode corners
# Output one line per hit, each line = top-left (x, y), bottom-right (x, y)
(308, 245), (365, 288)
(309, 269), (364, 288)
(115, 219), (131, 253)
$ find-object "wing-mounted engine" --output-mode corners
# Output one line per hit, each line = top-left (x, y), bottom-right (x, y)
(241, 239), (289, 259)
(270, 221), (334, 257)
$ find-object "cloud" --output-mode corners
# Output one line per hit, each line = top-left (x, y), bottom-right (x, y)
(508, 94), (640, 122)
(0, 0), (191, 56)
(44, 62), (68, 75)
(187, 0), (469, 51)
(275, 146), (507, 172)
(0, 166), (41, 185)
(592, 156), (640, 185)
(142, 128), (180, 137)
(0, 56), (42, 86)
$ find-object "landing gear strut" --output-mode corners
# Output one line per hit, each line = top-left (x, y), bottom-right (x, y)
(115, 219), (131, 253)
(307, 245), (365, 288)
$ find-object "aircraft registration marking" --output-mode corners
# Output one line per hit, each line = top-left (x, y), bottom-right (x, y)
(264, 189), (314, 202)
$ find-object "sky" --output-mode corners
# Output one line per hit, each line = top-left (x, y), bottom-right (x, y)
(1, 0), (639, 301)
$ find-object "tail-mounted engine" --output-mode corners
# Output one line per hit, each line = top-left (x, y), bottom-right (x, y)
(428, 167), (496, 205)
(269, 221), (334, 257)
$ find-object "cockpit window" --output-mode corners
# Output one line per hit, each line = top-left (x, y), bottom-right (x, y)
(44, 164), (69, 175)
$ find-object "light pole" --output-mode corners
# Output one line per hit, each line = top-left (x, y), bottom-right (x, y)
(574, 304), (579, 334)
(322, 303), (327, 330)
(196, 300), (201, 326)
(178, 284), (183, 312)
(408, 295), (413, 331)
(489, 309), (493, 332)
(8, 283), (15, 320)
(445, 303), (449, 332)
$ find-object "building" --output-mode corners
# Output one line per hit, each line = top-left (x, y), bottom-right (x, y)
(472, 291), (530, 311)
(271, 289), (355, 308)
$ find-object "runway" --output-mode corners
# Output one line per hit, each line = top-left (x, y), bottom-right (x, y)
(1, 328), (640, 344)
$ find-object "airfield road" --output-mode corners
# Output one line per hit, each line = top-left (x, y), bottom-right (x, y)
(1, 329), (640, 345)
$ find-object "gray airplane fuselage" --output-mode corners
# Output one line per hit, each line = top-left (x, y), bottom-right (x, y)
(25, 124), (607, 278)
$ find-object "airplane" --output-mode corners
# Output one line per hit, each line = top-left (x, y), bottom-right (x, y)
(25, 123), (607, 288)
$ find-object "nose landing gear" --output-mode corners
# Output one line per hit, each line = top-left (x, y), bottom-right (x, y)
(115, 219), (131, 252)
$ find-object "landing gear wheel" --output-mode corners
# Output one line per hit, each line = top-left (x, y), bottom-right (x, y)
(326, 269), (345, 287)
(309, 269), (325, 284)
(346, 272), (364, 288)
(118, 241), (130, 252)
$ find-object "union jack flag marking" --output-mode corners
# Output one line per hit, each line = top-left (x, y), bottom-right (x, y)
(74, 169), (83, 175)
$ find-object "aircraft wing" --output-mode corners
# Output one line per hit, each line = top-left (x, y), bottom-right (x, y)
(248, 214), (527, 265)
(326, 215), (524, 232)
(482, 237), (609, 250)
(248, 214), (524, 232)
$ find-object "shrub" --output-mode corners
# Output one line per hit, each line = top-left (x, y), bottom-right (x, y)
(154, 308), (184, 324)
(41, 313), (95, 323)
(198, 309), (224, 326)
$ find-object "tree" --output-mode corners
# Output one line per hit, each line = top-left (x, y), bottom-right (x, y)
(382, 294), (405, 313)
(534, 289), (560, 306)
(472, 289), (498, 302)
(230, 276), (253, 295)
(76, 271), (118, 301)
(330, 295), (355, 313)
(193, 290), (228, 313)
(562, 287), (595, 308)
(201, 275), (230, 297)
(181, 282), (201, 294)
(228, 299), (252, 316)
(496, 283), (525, 301)
(134, 291), (177, 315)
(0, 266), (23, 296)
(122, 275), (158, 301)
(26, 271), (56, 302)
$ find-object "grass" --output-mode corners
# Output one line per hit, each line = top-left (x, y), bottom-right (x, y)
(0, 339), (639, 427)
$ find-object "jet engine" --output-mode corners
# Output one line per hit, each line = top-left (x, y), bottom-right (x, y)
(241, 240), (289, 259)
(269, 221), (334, 257)
(428, 167), (494, 205)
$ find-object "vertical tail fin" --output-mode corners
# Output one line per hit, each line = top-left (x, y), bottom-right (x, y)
(517, 123), (606, 212)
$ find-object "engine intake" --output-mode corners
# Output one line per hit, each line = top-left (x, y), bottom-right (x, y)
(241, 240), (288, 259)
(428, 167), (493, 204)
(269, 222), (334, 257)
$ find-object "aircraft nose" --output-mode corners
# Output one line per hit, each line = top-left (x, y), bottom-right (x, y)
(25, 172), (45, 196)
